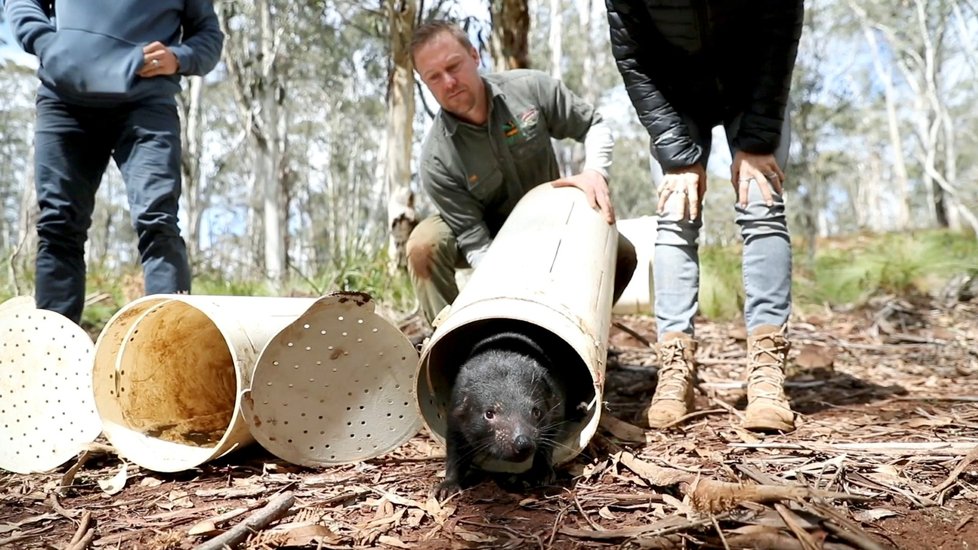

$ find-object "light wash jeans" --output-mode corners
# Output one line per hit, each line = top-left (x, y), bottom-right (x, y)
(652, 114), (792, 337)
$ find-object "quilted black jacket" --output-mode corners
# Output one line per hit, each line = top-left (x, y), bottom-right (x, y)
(606, 0), (804, 171)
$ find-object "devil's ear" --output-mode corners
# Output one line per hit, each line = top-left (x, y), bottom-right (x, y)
(450, 394), (470, 421)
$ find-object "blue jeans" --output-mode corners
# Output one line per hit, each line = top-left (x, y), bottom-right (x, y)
(652, 114), (792, 336)
(33, 96), (190, 324)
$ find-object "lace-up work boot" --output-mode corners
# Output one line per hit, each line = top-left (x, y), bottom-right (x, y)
(647, 332), (697, 428)
(744, 324), (795, 432)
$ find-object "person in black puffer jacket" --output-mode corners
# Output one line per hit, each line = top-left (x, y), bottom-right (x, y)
(606, 0), (804, 433)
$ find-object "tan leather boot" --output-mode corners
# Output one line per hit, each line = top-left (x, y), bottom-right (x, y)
(744, 324), (795, 432)
(647, 332), (697, 428)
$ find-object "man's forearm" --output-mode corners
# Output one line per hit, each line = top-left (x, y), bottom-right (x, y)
(583, 118), (614, 182)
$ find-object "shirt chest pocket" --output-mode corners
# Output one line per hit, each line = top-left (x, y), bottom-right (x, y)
(507, 117), (549, 160)
(467, 166), (505, 203)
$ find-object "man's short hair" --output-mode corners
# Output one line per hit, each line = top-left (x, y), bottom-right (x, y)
(410, 20), (473, 64)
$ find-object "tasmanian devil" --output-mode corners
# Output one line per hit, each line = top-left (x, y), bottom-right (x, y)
(435, 330), (571, 500)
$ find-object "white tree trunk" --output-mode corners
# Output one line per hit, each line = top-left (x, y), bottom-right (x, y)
(548, 0), (562, 81)
(861, 25), (910, 230)
(385, 0), (417, 272)
(846, 0), (975, 232)
(218, 0), (289, 284)
(10, 137), (37, 295)
(180, 75), (206, 262)
(261, 0), (287, 284)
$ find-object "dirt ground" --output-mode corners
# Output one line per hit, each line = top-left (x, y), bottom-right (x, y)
(2, 297), (977, 549)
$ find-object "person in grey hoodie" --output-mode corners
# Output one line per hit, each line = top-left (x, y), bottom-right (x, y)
(4, 0), (224, 324)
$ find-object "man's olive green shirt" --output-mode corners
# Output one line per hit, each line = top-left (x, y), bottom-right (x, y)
(419, 69), (607, 265)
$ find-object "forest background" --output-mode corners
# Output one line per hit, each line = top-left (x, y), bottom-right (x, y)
(0, 0), (976, 329)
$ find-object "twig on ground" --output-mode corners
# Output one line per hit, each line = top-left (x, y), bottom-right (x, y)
(660, 408), (727, 429)
(571, 491), (602, 531)
(47, 493), (79, 520)
(613, 321), (654, 348)
(926, 445), (978, 500)
(193, 491), (296, 550)
(895, 396), (978, 402)
(711, 515), (731, 550)
(775, 503), (820, 550)
(804, 501), (889, 550)
(702, 392), (745, 421)
(0, 527), (50, 548)
(728, 441), (978, 456)
(63, 511), (95, 550)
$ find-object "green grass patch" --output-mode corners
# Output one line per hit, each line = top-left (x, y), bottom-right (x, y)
(3, 230), (973, 326)
(308, 252), (416, 315)
(699, 245), (745, 321)
(697, 229), (978, 321)
(193, 272), (277, 297)
(796, 230), (978, 307)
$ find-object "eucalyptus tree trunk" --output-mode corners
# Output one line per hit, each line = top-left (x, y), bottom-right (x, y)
(859, 149), (886, 232)
(860, 23), (910, 230)
(572, 0), (596, 171)
(848, 0), (978, 235)
(490, 0), (530, 71)
(578, 0), (596, 104)
(217, 0), (289, 285)
(179, 75), (206, 263)
(385, 0), (418, 272)
(10, 140), (36, 295)
(903, 0), (975, 233)
(548, 0), (562, 80)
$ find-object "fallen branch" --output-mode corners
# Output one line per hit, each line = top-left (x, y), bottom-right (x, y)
(927, 445), (978, 498)
(823, 521), (888, 550)
(803, 501), (889, 550)
(775, 503), (821, 550)
(729, 441), (978, 456)
(659, 408), (727, 429)
(701, 380), (832, 390)
(894, 396), (978, 403)
(612, 321), (653, 348)
(559, 514), (710, 540)
(700, 390), (745, 421)
(724, 531), (808, 550)
(193, 491), (295, 550)
(64, 511), (95, 550)
(0, 527), (49, 548)
(618, 452), (864, 514)
(47, 493), (79, 520)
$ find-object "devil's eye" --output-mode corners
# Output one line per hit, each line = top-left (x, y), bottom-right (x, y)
(484, 410), (495, 420)
(531, 407), (542, 419)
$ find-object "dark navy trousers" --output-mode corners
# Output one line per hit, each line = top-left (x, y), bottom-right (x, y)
(33, 96), (191, 323)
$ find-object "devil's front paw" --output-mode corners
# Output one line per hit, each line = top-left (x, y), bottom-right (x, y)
(524, 462), (557, 487)
(433, 478), (462, 501)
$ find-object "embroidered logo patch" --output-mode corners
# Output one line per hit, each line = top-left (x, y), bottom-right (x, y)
(502, 120), (519, 138)
(519, 107), (539, 127)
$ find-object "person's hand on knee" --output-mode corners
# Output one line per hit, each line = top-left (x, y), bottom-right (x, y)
(657, 164), (707, 221)
(731, 152), (784, 208)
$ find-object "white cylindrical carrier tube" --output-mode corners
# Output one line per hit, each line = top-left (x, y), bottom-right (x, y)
(92, 295), (316, 472)
(417, 184), (619, 470)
